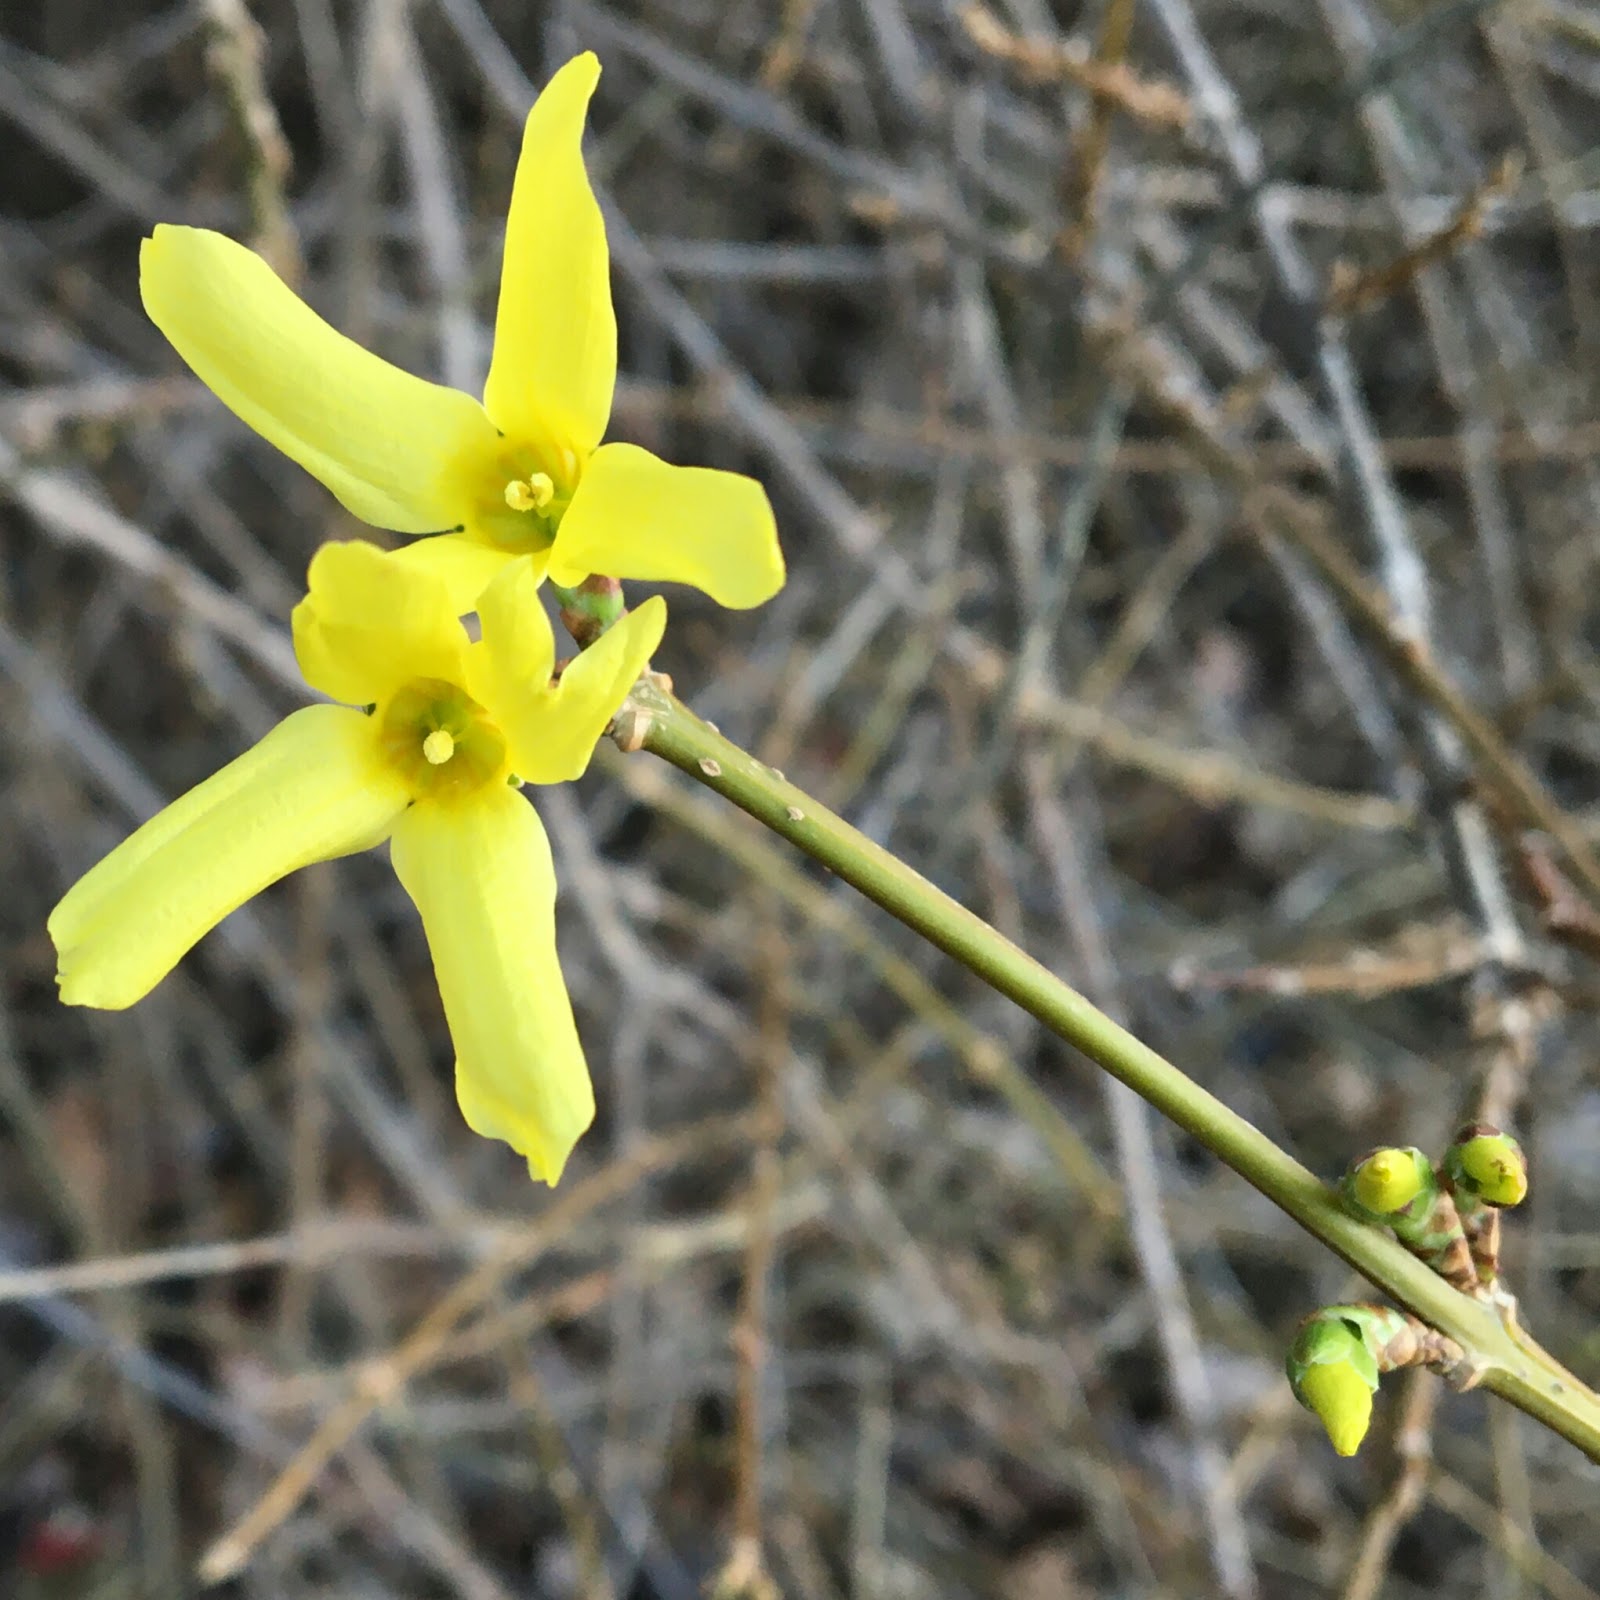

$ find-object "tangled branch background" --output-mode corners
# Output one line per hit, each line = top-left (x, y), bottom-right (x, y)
(3, 0), (1600, 1595)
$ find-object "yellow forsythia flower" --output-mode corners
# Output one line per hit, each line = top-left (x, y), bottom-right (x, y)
(49, 543), (665, 1183)
(139, 53), (784, 614)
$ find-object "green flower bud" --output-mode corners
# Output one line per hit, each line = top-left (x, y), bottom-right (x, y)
(1445, 1127), (1527, 1208)
(1287, 1314), (1381, 1457)
(1339, 1148), (1477, 1290)
(1343, 1147), (1431, 1218)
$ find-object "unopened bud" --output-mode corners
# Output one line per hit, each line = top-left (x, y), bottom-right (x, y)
(1445, 1127), (1527, 1208)
(1343, 1146), (1431, 1218)
(1287, 1314), (1380, 1457)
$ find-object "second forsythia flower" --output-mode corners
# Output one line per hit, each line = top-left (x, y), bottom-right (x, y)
(139, 53), (785, 615)
(49, 543), (664, 1183)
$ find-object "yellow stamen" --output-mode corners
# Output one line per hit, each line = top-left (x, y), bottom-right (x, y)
(422, 728), (456, 765)
(503, 473), (554, 513)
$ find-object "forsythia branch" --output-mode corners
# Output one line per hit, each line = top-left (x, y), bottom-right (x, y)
(616, 676), (1600, 1463)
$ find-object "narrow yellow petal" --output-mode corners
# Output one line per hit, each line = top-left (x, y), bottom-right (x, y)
(547, 442), (784, 608)
(493, 597), (666, 785)
(51, 707), (408, 1010)
(293, 541), (471, 705)
(142, 225), (499, 532)
(389, 788), (594, 1183)
(385, 534), (544, 617)
(468, 553), (558, 717)
(482, 53), (615, 463)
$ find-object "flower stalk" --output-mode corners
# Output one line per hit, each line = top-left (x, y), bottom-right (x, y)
(618, 675), (1600, 1462)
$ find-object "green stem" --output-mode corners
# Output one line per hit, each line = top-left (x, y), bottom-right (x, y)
(623, 679), (1600, 1462)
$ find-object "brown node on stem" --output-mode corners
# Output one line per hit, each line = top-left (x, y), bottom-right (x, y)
(1326, 153), (1523, 317)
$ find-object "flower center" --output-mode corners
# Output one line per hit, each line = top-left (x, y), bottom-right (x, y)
(473, 441), (581, 550)
(503, 473), (554, 513)
(380, 679), (507, 799)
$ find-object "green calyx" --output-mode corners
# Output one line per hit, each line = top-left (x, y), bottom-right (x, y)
(1287, 1313), (1382, 1390)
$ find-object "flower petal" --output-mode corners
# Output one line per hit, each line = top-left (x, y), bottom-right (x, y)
(468, 553), (558, 716)
(386, 534), (544, 617)
(293, 541), (471, 706)
(50, 706), (408, 1010)
(142, 225), (499, 532)
(482, 53), (615, 463)
(389, 787), (593, 1183)
(547, 442), (784, 608)
(501, 597), (666, 785)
